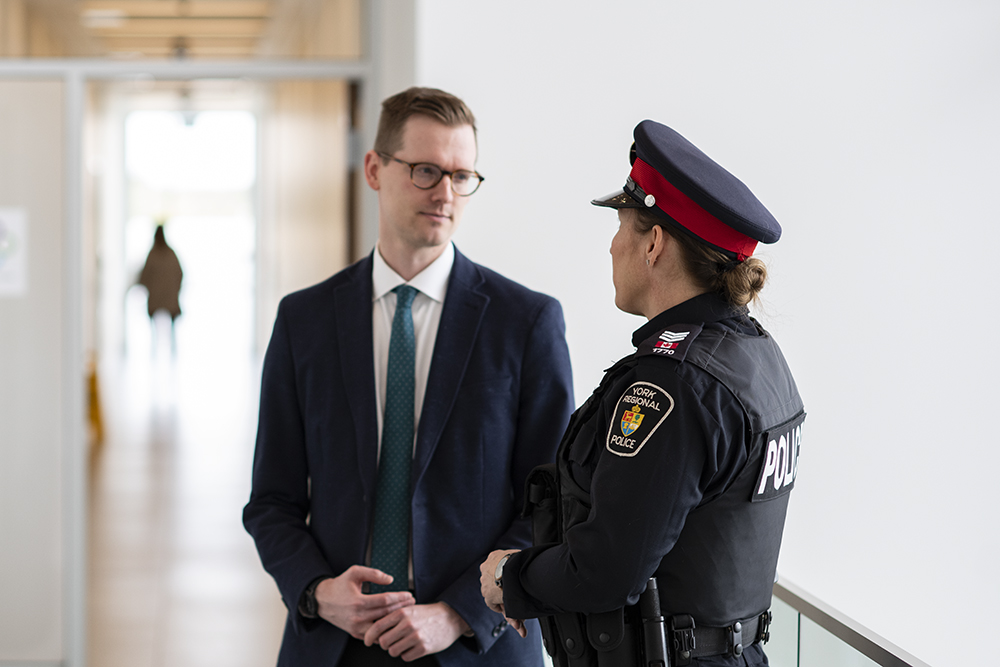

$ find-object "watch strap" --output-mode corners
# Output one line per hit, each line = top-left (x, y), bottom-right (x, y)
(298, 576), (328, 618)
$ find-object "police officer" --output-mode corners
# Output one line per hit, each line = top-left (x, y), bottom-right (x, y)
(480, 120), (805, 667)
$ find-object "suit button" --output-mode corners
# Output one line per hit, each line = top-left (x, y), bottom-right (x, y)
(492, 624), (505, 637)
(599, 632), (610, 644)
(566, 638), (575, 650)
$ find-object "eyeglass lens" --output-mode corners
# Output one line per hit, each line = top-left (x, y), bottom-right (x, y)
(411, 163), (481, 195)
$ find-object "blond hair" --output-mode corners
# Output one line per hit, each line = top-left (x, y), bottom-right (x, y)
(633, 209), (768, 308)
(374, 87), (477, 156)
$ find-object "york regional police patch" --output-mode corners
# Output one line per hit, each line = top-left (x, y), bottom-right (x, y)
(606, 382), (674, 457)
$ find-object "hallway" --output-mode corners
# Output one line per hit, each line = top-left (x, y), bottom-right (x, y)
(87, 224), (286, 667)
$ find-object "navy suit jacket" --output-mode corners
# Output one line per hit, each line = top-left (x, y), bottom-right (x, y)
(244, 248), (574, 666)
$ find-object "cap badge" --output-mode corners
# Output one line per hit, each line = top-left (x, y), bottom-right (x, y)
(644, 194), (656, 207)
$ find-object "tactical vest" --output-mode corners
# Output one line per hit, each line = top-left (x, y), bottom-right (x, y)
(527, 322), (805, 666)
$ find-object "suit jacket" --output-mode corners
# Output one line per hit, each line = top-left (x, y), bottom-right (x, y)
(243, 248), (574, 666)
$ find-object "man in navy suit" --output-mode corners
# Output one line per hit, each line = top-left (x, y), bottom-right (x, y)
(244, 87), (574, 666)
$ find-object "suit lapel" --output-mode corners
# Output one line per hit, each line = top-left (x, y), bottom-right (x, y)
(412, 250), (488, 486)
(334, 255), (379, 500)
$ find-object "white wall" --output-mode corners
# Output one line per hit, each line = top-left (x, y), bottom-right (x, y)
(0, 79), (65, 663)
(414, 2), (1000, 666)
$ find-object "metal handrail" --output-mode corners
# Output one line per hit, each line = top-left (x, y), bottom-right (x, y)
(773, 579), (932, 667)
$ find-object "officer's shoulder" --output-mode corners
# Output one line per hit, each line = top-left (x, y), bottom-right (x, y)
(634, 323), (726, 365)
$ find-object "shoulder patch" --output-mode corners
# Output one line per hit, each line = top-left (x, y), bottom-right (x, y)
(606, 382), (675, 457)
(752, 412), (806, 502)
(636, 324), (704, 362)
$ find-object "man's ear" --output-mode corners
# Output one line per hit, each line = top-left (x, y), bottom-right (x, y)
(363, 150), (382, 191)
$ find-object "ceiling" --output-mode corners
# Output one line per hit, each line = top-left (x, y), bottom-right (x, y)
(79, 1), (271, 58)
(25, 0), (360, 59)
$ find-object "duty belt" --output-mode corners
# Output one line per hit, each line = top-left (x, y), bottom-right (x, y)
(669, 611), (771, 664)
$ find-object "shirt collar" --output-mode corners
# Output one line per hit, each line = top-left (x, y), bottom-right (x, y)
(372, 242), (455, 303)
(631, 292), (749, 348)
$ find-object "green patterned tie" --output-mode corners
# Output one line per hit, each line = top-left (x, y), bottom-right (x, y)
(370, 285), (417, 593)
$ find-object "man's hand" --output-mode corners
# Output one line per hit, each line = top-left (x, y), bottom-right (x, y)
(315, 565), (415, 639)
(363, 602), (470, 661)
(479, 549), (527, 638)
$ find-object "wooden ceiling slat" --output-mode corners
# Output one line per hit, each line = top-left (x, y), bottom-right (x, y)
(98, 35), (258, 48)
(87, 18), (267, 37)
(80, 1), (271, 19)
(105, 49), (257, 57)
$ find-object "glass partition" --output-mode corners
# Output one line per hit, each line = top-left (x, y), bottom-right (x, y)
(769, 595), (880, 667)
(769, 581), (931, 667)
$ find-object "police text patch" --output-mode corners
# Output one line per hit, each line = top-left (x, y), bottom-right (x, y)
(752, 412), (806, 502)
(606, 382), (674, 457)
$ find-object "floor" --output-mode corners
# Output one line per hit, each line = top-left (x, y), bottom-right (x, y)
(88, 229), (286, 667)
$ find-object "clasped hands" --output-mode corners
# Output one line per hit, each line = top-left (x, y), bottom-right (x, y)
(315, 565), (470, 662)
(479, 549), (527, 639)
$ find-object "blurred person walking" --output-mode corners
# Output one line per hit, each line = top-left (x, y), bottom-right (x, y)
(138, 222), (183, 352)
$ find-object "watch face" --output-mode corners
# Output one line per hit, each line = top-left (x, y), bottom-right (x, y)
(495, 554), (509, 586)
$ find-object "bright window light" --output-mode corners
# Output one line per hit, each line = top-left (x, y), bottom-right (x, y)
(125, 110), (256, 191)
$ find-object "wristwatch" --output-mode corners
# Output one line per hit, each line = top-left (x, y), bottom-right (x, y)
(494, 554), (511, 588)
(299, 577), (328, 618)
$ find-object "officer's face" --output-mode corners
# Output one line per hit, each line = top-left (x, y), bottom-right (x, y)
(610, 209), (647, 316)
(366, 115), (477, 254)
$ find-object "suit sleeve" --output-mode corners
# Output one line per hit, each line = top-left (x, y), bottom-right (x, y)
(435, 296), (575, 653)
(242, 299), (335, 633)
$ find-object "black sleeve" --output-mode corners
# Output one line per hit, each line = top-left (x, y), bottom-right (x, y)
(503, 363), (746, 619)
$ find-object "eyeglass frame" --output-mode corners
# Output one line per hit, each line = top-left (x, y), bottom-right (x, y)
(375, 151), (485, 196)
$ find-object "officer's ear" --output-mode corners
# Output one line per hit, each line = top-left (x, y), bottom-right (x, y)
(647, 224), (666, 266)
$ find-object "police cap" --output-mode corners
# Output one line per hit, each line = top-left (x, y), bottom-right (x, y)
(592, 120), (781, 260)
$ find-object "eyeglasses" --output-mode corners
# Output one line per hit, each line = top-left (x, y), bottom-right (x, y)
(376, 151), (484, 196)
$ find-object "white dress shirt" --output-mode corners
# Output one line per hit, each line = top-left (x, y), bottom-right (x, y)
(371, 242), (454, 460)
(370, 243), (454, 588)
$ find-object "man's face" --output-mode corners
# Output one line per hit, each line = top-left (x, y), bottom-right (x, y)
(367, 115), (477, 254)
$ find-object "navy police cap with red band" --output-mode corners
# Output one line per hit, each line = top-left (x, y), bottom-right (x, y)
(592, 120), (781, 261)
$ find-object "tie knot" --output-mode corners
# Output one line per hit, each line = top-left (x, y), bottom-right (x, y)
(393, 285), (418, 311)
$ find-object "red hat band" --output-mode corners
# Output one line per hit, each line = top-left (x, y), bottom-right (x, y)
(630, 158), (758, 261)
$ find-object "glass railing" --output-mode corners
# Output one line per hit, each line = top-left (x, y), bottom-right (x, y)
(768, 579), (932, 667)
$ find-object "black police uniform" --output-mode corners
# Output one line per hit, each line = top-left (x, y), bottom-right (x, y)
(500, 291), (805, 667)
(492, 119), (801, 666)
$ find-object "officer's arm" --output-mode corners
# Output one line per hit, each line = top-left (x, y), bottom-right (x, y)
(503, 371), (729, 619)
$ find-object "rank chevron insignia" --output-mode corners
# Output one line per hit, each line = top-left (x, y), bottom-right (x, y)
(650, 328), (695, 357)
(659, 330), (690, 343)
(621, 405), (644, 436)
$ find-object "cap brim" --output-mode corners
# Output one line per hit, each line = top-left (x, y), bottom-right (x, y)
(591, 188), (644, 209)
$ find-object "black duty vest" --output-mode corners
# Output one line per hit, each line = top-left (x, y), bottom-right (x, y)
(534, 320), (804, 664)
